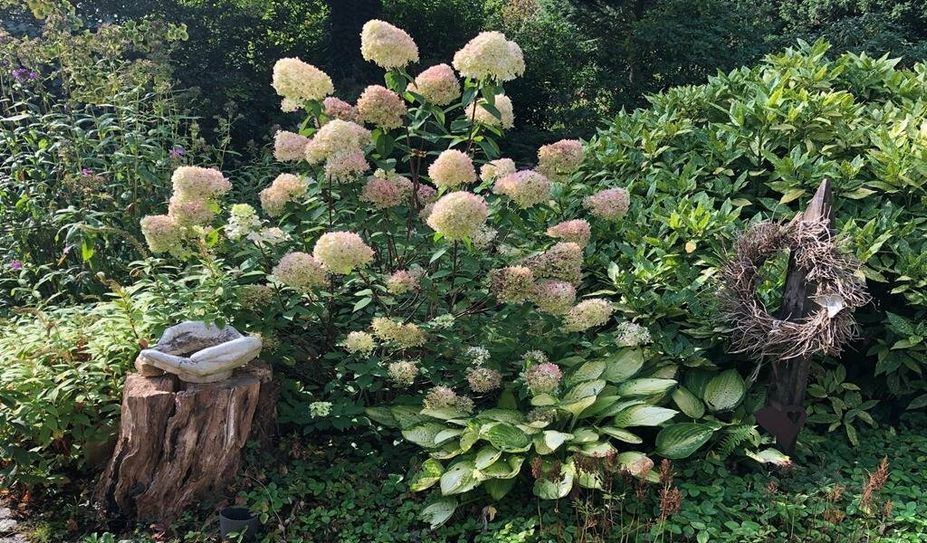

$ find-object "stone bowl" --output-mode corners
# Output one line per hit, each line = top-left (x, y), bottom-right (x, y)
(136, 321), (262, 383)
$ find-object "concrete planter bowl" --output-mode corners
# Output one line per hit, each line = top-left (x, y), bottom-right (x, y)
(135, 321), (262, 383)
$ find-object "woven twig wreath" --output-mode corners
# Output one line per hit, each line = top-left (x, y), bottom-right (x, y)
(719, 218), (869, 361)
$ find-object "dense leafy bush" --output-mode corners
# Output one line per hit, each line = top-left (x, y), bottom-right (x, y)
(584, 40), (927, 442)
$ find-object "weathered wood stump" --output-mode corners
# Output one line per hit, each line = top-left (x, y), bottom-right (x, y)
(95, 369), (270, 522)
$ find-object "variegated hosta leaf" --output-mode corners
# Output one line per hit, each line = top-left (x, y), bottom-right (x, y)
(420, 497), (457, 529)
(440, 460), (482, 495)
(391, 405), (428, 429)
(479, 408), (526, 424)
(530, 393), (558, 406)
(484, 477), (516, 501)
(703, 369), (746, 412)
(570, 427), (600, 443)
(567, 360), (607, 386)
(365, 406), (396, 427)
(672, 386), (705, 418)
(577, 468), (603, 489)
(616, 378), (676, 397)
(562, 379), (607, 402)
(602, 348), (644, 382)
(598, 426), (643, 443)
(409, 458), (443, 492)
(617, 451), (659, 482)
(421, 407), (468, 420)
(534, 430), (573, 455)
(429, 441), (464, 460)
(434, 428), (464, 445)
(401, 422), (447, 448)
(573, 441), (617, 457)
(533, 458), (576, 499)
(655, 423), (715, 459)
(481, 422), (530, 452)
(481, 455), (523, 479)
(613, 405), (678, 427)
(576, 394), (622, 419)
(474, 446), (502, 470)
(458, 423), (480, 452)
(560, 395), (597, 416)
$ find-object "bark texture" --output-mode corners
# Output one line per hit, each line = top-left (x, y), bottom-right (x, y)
(95, 371), (266, 522)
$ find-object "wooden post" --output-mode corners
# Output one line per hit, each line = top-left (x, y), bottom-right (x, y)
(95, 369), (271, 523)
(756, 179), (833, 453)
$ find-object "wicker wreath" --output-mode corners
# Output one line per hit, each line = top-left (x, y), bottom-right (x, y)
(719, 218), (869, 361)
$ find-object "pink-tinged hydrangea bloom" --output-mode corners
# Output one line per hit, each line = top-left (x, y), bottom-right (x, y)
(247, 227), (289, 248)
(325, 150), (369, 183)
(428, 149), (476, 189)
(584, 187), (630, 221)
(342, 331), (376, 355)
(313, 231), (374, 274)
(323, 96), (357, 122)
(493, 169), (551, 208)
(360, 176), (402, 208)
(272, 251), (328, 292)
(453, 31), (525, 81)
(140, 214), (183, 254)
(479, 158), (516, 183)
(417, 184), (438, 204)
(168, 194), (215, 226)
(410, 63), (460, 106)
(171, 166), (231, 199)
(562, 298), (614, 332)
(386, 269), (421, 295)
(615, 321), (653, 347)
(387, 360), (418, 387)
(523, 241), (583, 284)
(305, 120), (371, 164)
(274, 130), (310, 162)
(546, 219), (591, 247)
(423, 386), (473, 413)
(356, 85), (406, 129)
(490, 265), (534, 303)
(272, 57), (334, 102)
(372, 317), (426, 348)
(260, 173), (308, 217)
(360, 20), (419, 69)
(523, 362), (562, 394)
(468, 94), (514, 129)
(530, 280), (576, 315)
(537, 139), (584, 181)
(426, 191), (488, 240)
(467, 366), (502, 393)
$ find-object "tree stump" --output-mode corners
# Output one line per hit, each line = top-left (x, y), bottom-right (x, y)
(95, 369), (268, 523)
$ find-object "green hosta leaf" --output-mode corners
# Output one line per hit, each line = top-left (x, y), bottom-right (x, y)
(482, 455), (523, 479)
(617, 452), (659, 482)
(434, 428), (464, 445)
(594, 399), (646, 419)
(531, 393), (558, 406)
(616, 378), (676, 397)
(391, 405), (428, 429)
(656, 423), (715, 459)
(479, 409), (526, 424)
(402, 422), (448, 448)
(576, 441), (617, 457)
(577, 469), (603, 489)
(474, 446), (502, 470)
(482, 422), (530, 452)
(672, 387), (705, 418)
(577, 394), (622, 419)
(429, 442), (465, 460)
(703, 370), (746, 412)
(599, 426), (643, 444)
(533, 458), (576, 499)
(602, 348), (644, 382)
(459, 424), (480, 452)
(560, 396), (597, 416)
(440, 460), (480, 495)
(613, 405), (677, 427)
(365, 406), (397, 427)
(484, 477), (516, 500)
(534, 430), (573, 455)
(563, 380), (607, 402)
(421, 407), (468, 420)
(568, 360), (607, 386)
(570, 428), (599, 443)
(409, 459), (443, 492)
(746, 448), (792, 467)
(421, 497), (457, 529)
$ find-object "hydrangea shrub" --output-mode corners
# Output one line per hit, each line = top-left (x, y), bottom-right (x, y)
(138, 19), (725, 525)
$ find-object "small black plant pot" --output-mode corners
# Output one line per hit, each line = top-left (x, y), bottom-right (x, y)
(219, 506), (259, 542)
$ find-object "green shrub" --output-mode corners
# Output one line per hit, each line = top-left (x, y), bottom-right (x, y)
(584, 40), (927, 442)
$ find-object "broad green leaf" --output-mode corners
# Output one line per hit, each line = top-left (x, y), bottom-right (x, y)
(672, 387), (705, 418)
(482, 422), (530, 452)
(391, 405), (428, 429)
(568, 360), (607, 385)
(474, 446), (502, 470)
(533, 458), (576, 499)
(562, 379), (606, 402)
(602, 348), (644, 382)
(599, 426), (643, 444)
(402, 422), (447, 448)
(484, 477), (516, 500)
(655, 423), (715, 459)
(409, 459), (443, 492)
(530, 393), (558, 406)
(440, 460), (480, 495)
(613, 405), (677, 427)
(421, 497), (457, 529)
(482, 455), (523, 479)
(616, 378), (676, 397)
(534, 430), (572, 454)
(365, 406), (397, 427)
(703, 370), (746, 412)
